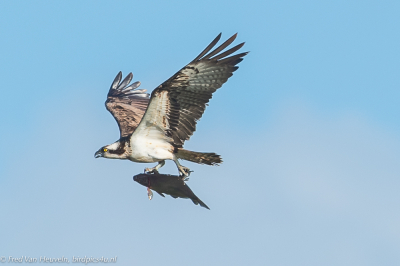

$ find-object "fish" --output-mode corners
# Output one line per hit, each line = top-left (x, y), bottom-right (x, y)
(133, 173), (210, 210)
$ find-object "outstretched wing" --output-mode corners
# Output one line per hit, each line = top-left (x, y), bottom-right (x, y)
(105, 72), (150, 138)
(133, 33), (247, 147)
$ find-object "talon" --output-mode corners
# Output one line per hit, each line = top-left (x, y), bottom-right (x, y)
(145, 161), (165, 174)
(178, 166), (192, 180)
(145, 168), (159, 174)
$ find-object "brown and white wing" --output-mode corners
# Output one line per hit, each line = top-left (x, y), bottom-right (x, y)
(134, 33), (247, 147)
(105, 72), (150, 138)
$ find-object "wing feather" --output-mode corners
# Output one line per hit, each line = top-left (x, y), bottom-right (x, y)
(134, 33), (247, 147)
(105, 72), (150, 138)
(201, 33), (238, 60)
(192, 33), (222, 62)
(211, 42), (245, 60)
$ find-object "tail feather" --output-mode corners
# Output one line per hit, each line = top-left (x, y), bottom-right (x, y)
(176, 149), (222, 166)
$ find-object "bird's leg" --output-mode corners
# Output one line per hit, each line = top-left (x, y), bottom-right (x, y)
(145, 160), (165, 174)
(173, 158), (192, 180)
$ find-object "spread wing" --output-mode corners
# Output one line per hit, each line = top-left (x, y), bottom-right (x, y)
(105, 72), (150, 138)
(133, 33), (247, 147)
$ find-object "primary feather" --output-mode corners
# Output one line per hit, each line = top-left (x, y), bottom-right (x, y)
(105, 72), (150, 137)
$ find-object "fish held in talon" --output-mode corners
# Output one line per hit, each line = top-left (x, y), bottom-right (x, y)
(133, 173), (210, 210)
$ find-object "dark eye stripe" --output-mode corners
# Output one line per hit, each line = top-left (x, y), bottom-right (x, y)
(107, 137), (129, 155)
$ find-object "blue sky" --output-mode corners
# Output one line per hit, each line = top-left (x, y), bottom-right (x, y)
(1, 0), (400, 265)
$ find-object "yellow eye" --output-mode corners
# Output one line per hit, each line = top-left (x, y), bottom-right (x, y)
(103, 148), (108, 152)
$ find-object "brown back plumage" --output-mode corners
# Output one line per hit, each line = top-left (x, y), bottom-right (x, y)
(105, 72), (150, 138)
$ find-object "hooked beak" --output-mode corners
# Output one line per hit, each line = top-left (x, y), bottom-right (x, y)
(94, 149), (103, 158)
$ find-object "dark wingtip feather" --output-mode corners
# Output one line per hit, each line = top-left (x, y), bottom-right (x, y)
(210, 42), (245, 61)
(111, 71), (122, 90)
(192, 33), (222, 62)
(202, 33), (238, 60)
(118, 72), (133, 90)
(217, 52), (249, 65)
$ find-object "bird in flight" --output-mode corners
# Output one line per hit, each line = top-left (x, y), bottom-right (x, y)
(95, 33), (247, 178)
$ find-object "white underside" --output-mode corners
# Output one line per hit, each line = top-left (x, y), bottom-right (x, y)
(128, 90), (175, 163)
(129, 129), (174, 163)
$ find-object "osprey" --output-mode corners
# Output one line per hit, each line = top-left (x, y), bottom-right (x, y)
(95, 33), (247, 178)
